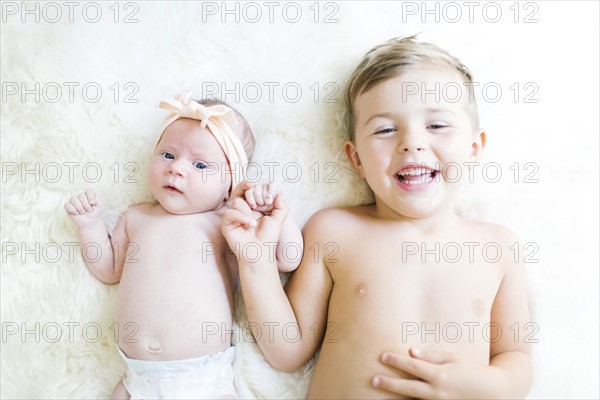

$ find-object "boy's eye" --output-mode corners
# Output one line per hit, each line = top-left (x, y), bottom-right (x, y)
(428, 124), (449, 130)
(374, 128), (396, 135)
(162, 152), (175, 160)
(194, 161), (207, 170)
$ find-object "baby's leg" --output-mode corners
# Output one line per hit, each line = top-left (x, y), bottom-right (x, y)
(111, 380), (131, 400)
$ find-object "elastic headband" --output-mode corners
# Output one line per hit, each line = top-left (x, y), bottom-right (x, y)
(155, 92), (248, 195)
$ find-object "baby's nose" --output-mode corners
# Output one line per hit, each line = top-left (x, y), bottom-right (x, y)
(168, 159), (188, 176)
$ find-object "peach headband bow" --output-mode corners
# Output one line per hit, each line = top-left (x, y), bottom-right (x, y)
(155, 92), (248, 194)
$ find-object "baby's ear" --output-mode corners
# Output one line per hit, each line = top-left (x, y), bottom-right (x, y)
(470, 130), (486, 161)
(344, 140), (364, 177)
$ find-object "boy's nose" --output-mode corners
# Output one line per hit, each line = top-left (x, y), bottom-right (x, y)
(399, 144), (426, 152)
(397, 129), (427, 152)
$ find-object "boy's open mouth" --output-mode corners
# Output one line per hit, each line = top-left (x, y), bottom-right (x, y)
(395, 168), (438, 185)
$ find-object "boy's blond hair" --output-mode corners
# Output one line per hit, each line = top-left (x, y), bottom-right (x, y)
(342, 35), (479, 141)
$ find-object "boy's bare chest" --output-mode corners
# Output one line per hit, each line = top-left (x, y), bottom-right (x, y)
(326, 233), (504, 324)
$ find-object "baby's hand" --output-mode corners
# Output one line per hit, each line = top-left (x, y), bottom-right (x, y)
(243, 181), (278, 214)
(64, 189), (104, 229)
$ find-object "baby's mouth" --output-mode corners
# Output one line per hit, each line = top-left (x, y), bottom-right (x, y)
(164, 184), (183, 194)
(395, 168), (438, 185)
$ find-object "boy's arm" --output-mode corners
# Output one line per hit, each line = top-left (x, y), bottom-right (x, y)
(64, 189), (127, 284)
(222, 197), (332, 372)
(485, 235), (533, 397)
(372, 232), (533, 399)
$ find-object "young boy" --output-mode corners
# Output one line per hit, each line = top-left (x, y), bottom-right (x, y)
(65, 92), (301, 399)
(222, 36), (533, 399)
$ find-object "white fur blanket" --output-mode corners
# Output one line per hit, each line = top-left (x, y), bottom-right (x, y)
(1, 2), (598, 399)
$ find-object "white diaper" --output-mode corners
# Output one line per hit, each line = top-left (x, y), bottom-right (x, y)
(118, 347), (237, 399)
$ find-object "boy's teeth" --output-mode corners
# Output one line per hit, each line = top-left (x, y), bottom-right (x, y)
(397, 170), (435, 184)
(402, 170), (425, 176)
(397, 169), (432, 176)
(398, 168), (432, 176)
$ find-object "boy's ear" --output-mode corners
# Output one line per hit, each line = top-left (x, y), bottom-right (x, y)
(344, 140), (364, 177)
(470, 130), (486, 161)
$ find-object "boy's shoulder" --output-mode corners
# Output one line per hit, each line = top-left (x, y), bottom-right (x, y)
(302, 204), (374, 238)
(463, 217), (522, 245)
(308, 204), (374, 221)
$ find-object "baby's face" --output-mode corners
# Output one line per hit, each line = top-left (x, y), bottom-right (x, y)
(148, 118), (231, 214)
(349, 66), (485, 219)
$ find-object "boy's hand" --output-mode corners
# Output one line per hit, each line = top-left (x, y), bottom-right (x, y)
(64, 189), (104, 229)
(372, 348), (489, 399)
(222, 194), (288, 265)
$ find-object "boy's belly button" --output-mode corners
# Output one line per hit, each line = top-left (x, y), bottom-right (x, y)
(355, 283), (368, 297)
(473, 298), (485, 315)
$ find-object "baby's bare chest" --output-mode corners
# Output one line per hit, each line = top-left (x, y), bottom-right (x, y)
(122, 211), (230, 275)
(130, 211), (223, 249)
(115, 215), (236, 318)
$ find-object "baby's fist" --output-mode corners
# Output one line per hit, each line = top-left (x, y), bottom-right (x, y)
(245, 182), (278, 214)
(64, 189), (104, 229)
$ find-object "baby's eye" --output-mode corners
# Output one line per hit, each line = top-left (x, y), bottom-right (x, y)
(162, 152), (175, 160)
(193, 161), (207, 170)
(374, 128), (396, 135)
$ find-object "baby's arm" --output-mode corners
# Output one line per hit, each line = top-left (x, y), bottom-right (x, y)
(234, 181), (303, 272)
(64, 189), (128, 284)
(222, 198), (331, 371)
(272, 207), (302, 272)
(373, 229), (533, 399)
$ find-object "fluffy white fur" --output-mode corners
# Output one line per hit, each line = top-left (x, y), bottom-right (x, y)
(1, 2), (598, 399)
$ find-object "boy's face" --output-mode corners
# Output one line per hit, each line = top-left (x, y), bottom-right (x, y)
(148, 118), (231, 214)
(346, 66), (485, 219)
